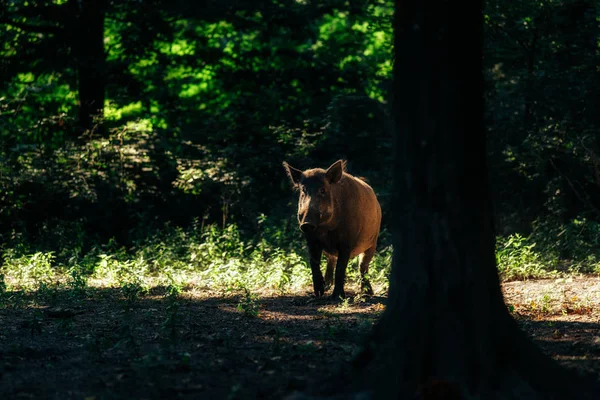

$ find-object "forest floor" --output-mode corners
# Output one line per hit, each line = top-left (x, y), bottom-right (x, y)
(1, 276), (600, 400)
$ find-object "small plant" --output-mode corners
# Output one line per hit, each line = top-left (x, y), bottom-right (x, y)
(353, 292), (367, 304)
(0, 289), (24, 309)
(236, 287), (260, 318)
(337, 296), (351, 310)
(68, 267), (88, 297)
(540, 294), (552, 314)
(161, 287), (181, 345)
(121, 280), (148, 307)
(164, 272), (183, 298)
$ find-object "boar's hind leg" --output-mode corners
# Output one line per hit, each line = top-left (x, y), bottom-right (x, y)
(324, 254), (337, 290)
(359, 246), (376, 296)
(331, 250), (351, 300)
(307, 241), (325, 297)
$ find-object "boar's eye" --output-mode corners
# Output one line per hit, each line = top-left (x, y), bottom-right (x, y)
(319, 188), (326, 195)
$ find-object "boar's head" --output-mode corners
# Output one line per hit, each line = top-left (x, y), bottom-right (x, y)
(282, 160), (345, 234)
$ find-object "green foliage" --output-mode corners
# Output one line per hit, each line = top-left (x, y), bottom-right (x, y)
(1, 0), (395, 251)
(236, 286), (261, 318)
(495, 218), (600, 280)
(484, 0), (599, 234)
(0, 0), (598, 297)
(0, 221), (391, 298)
(121, 280), (149, 305)
(496, 234), (555, 281)
(530, 216), (600, 273)
(1, 219), (600, 306)
(68, 267), (89, 296)
(2, 250), (56, 289)
(161, 288), (181, 344)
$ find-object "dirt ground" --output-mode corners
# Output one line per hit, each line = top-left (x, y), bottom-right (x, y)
(1, 276), (599, 400)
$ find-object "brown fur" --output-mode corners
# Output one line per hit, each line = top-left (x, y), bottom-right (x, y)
(282, 159), (382, 299)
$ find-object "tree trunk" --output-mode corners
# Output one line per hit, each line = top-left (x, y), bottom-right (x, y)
(523, 34), (537, 126)
(336, 1), (599, 399)
(74, 0), (106, 135)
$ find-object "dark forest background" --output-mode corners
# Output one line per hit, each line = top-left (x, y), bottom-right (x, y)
(1, 0), (598, 281)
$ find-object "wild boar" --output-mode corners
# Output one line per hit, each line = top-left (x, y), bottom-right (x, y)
(282, 159), (382, 299)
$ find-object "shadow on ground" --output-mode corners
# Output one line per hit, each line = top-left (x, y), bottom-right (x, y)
(518, 319), (600, 377)
(0, 287), (385, 400)
(0, 287), (598, 399)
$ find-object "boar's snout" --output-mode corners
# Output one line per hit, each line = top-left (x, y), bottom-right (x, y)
(300, 222), (317, 233)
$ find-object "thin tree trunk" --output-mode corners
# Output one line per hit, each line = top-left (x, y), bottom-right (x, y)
(337, 0), (599, 399)
(74, 0), (106, 135)
(523, 33), (537, 125)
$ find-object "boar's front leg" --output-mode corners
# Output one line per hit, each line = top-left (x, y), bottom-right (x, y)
(331, 250), (350, 300)
(324, 254), (337, 291)
(307, 240), (325, 297)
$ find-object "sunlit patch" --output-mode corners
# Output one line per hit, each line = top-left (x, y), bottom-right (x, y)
(0, 224), (392, 301)
(158, 39), (195, 56)
(104, 101), (143, 121)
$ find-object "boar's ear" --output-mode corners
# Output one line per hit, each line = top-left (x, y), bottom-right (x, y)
(283, 161), (303, 186)
(326, 159), (346, 184)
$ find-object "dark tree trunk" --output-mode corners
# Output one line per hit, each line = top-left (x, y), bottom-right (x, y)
(523, 34), (537, 125)
(74, 0), (106, 135)
(329, 1), (600, 399)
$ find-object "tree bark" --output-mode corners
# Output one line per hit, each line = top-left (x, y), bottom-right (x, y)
(74, 0), (106, 135)
(334, 1), (600, 399)
(523, 33), (537, 125)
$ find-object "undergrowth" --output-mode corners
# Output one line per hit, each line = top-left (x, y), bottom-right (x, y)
(496, 216), (600, 281)
(2, 216), (600, 305)
(0, 218), (393, 304)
